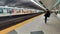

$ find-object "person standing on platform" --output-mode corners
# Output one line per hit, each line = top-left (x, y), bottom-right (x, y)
(44, 9), (51, 24)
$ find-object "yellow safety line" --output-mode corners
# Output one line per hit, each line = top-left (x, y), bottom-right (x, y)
(0, 14), (43, 34)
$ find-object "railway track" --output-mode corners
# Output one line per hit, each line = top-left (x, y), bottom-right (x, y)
(0, 13), (43, 31)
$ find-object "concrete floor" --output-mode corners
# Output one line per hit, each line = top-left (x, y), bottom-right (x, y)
(8, 13), (60, 34)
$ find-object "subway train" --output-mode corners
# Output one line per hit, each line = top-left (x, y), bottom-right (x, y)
(0, 6), (44, 17)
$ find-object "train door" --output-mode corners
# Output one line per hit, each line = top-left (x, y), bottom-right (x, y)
(19, 9), (21, 13)
(13, 9), (16, 14)
(15, 9), (18, 13)
(11, 9), (14, 13)
(17, 9), (19, 13)
(3, 8), (8, 14)
(7, 8), (12, 14)
(0, 8), (3, 14)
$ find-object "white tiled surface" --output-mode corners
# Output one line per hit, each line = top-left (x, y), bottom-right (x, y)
(14, 13), (60, 34)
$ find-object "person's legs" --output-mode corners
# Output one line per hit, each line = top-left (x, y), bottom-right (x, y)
(45, 17), (47, 24)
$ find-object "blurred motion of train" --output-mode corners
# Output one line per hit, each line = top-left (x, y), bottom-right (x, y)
(0, 6), (44, 17)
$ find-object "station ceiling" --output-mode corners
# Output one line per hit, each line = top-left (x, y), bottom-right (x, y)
(38, 0), (57, 10)
(0, 0), (58, 10)
(0, 0), (47, 10)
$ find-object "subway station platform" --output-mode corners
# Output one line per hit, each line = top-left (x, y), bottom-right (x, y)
(7, 13), (60, 34)
(0, 0), (60, 34)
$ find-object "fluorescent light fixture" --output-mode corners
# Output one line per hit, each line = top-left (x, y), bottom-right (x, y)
(31, 0), (46, 10)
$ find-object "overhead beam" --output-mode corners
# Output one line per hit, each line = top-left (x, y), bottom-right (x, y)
(51, 0), (60, 9)
(31, 0), (46, 10)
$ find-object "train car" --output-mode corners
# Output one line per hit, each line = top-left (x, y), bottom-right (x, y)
(0, 6), (14, 17)
(0, 6), (44, 17)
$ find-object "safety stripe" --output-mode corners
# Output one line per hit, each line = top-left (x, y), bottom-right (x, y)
(0, 14), (43, 34)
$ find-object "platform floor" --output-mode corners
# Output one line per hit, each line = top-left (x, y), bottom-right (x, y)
(8, 13), (60, 34)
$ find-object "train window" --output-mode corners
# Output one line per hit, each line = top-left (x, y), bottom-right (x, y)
(35, 11), (37, 13)
(4, 8), (12, 14)
(0, 8), (3, 13)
